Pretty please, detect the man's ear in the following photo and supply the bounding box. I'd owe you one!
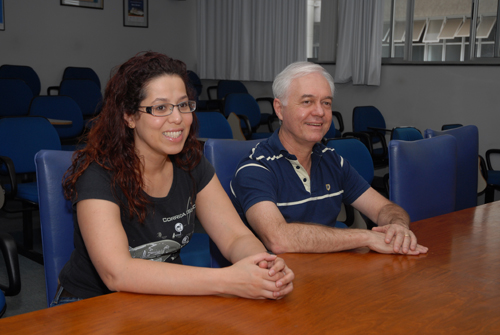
[273,98,284,121]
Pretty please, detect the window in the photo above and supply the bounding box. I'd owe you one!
[383,0,500,62]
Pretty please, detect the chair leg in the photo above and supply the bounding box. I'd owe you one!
[22,203,33,251]
[18,204,44,265]
[485,186,495,203]
[0,232,21,296]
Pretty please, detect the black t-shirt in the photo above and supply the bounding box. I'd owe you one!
[59,156,215,299]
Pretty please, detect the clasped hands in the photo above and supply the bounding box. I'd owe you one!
[230,252,294,300]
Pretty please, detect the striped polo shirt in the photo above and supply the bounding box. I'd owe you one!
[230,130,370,228]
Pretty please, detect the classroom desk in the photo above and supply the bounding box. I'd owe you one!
[48,118,72,126]
[1,202,499,334]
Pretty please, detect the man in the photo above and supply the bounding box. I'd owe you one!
[230,62,428,255]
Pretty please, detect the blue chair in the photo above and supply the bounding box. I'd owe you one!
[187,70,216,111]
[0,64,41,97]
[28,96,85,150]
[34,150,75,307]
[208,80,276,131]
[0,116,61,263]
[224,93,272,140]
[58,79,103,121]
[204,139,264,267]
[441,123,463,130]
[325,137,374,228]
[0,291,4,317]
[391,126,423,141]
[483,149,500,203]
[424,125,479,211]
[349,106,390,169]
[195,111,233,139]
[0,78,34,117]
[389,135,457,222]
[62,66,101,90]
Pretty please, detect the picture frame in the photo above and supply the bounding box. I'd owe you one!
[61,0,104,10]
[123,0,148,28]
[0,0,5,31]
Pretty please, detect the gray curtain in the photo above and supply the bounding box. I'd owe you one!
[334,0,384,86]
[197,0,307,81]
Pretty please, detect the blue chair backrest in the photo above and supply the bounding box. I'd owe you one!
[29,96,84,139]
[424,125,479,211]
[324,119,341,139]
[0,64,41,96]
[0,291,5,317]
[0,117,61,174]
[35,150,75,307]
[204,138,264,196]
[441,123,463,130]
[0,79,34,117]
[325,138,374,184]
[217,80,248,100]
[391,127,423,141]
[352,106,386,133]
[59,79,102,117]
[389,135,457,222]
[63,67,101,90]
[195,111,233,139]
[204,138,264,267]
[224,93,261,128]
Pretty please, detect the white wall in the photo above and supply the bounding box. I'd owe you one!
[0,0,197,94]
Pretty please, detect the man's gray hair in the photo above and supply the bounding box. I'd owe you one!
[272,61,335,106]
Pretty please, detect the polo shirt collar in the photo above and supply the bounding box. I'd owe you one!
[268,127,325,159]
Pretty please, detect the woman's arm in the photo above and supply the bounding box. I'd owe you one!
[195,175,294,295]
[77,180,293,299]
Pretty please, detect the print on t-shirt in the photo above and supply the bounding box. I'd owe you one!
[128,197,196,262]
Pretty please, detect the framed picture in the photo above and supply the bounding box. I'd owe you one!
[123,0,148,28]
[61,0,104,10]
[0,0,5,31]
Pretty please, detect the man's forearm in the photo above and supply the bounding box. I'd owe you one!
[263,222,371,254]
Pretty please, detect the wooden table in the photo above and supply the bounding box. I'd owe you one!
[1,202,499,334]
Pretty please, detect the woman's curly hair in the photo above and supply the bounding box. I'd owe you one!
[63,51,202,223]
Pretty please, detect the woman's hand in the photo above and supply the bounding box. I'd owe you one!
[224,253,294,300]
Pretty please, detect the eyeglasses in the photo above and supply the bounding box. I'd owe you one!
[138,100,196,117]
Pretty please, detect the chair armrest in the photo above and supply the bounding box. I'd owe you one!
[367,126,391,133]
[479,155,489,185]
[207,85,217,100]
[47,86,60,96]
[236,114,252,139]
[486,149,500,171]
[332,111,344,133]
[256,97,277,132]
[341,132,374,155]
[0,232,21,296]
[0,156,17,198]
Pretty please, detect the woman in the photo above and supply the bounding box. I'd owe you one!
[52,52,294,306]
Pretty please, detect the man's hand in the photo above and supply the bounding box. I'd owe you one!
[367,227,428,255]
